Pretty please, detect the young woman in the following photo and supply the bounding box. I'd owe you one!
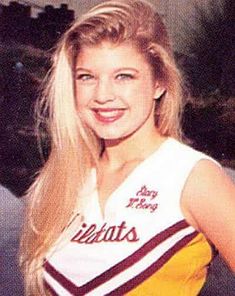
[20,0,235,295]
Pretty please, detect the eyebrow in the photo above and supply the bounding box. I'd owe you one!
[75,67,92,72]
[114,68,139,73]
[75,67,140,73]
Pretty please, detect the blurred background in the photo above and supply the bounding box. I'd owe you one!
[0,0,234,197]
[0,1,234,295]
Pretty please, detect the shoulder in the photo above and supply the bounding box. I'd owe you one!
[183,158,234,203]
[162,138,213,164]
[161,138,218,185]
[181,159,235,270]
[182,159,235,228]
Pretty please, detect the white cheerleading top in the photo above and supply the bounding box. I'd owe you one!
[43,138,218,296]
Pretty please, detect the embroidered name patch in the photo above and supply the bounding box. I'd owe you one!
[126,185,159,213]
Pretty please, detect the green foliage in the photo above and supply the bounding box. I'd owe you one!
[179,0,235,163]
[182,96,235,162]
[0,42,50,196]
[180,0,235,98]
[0,42,50,80]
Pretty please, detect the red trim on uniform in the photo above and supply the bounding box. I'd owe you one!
[106,231,198,295]
[77,219,191,294]
[44,220,195,295]
[44,279,60,296]
[44,261,78,295]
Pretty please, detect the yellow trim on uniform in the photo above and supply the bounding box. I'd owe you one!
[126,233,212,296]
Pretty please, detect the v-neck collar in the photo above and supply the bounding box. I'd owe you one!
[91,137,172,220]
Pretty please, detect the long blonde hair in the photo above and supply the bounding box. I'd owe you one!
[20,0,183,294]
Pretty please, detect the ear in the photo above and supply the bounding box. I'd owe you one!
[154,84,166,100]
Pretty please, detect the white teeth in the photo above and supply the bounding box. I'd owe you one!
[96,110,122,117]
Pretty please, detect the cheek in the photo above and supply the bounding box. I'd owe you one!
[75,96,87,117]
[75,89,88,109]
[140,103,154,118]
[75,96,82,112]
[135,93,155,110]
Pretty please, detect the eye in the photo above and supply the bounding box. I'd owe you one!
[76,73,94,81]
[116,73,134,80]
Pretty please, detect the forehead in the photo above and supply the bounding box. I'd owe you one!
[75,41,150,68]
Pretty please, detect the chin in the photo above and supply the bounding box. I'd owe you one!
[100,132,136,145]
[101,135,123,141]
[97,132,126,142]
[94,129,125,141]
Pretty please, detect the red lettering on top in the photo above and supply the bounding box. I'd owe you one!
[71,221,139,244]
[136,185,158,199]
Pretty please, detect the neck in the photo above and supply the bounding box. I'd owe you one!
[101,128,166,170]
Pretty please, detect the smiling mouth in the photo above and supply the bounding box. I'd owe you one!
[92,108,125,123]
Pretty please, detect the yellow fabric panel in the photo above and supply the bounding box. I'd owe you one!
[126,233,212,296]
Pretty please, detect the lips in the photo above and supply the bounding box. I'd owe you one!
[92,108,125,123]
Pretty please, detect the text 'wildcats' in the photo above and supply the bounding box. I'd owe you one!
[71,221,139,244]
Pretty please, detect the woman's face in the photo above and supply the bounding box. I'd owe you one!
[75,42,164,141]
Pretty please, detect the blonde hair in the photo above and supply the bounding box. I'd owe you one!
[20,0,183,294]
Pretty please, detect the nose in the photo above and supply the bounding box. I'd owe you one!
[94,78,115,104]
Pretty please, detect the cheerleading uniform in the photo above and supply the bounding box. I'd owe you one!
[43,138,218,295]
